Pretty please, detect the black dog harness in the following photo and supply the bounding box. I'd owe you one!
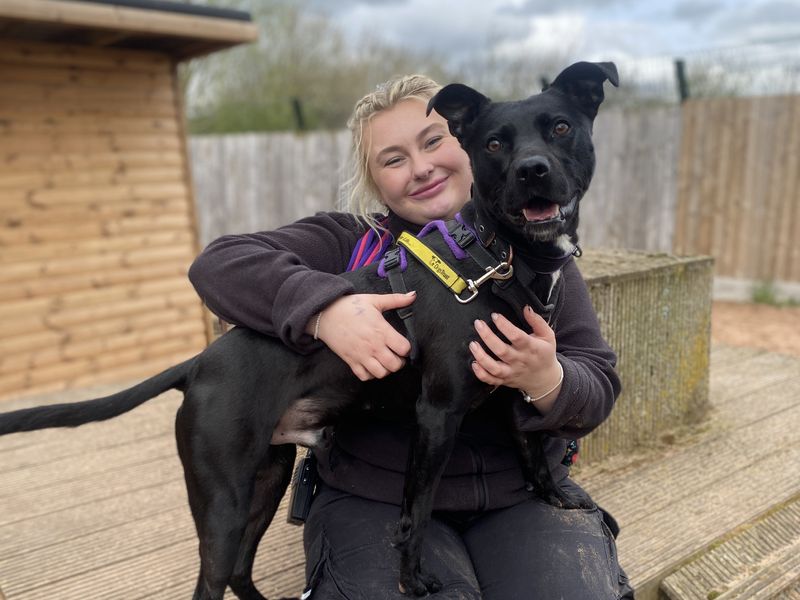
[378,216,579,360]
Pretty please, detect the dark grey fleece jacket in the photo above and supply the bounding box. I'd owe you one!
[188,210,620,511]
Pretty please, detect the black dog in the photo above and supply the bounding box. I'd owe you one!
[0,61,617,599]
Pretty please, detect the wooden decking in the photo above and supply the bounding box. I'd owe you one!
[1,344,799,599]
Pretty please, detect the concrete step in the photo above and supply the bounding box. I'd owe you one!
[660,495,800,599]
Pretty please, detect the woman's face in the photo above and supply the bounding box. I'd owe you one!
[365,98,473,225]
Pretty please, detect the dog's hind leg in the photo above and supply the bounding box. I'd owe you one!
[228,444,297,600]
[176,398,273,600]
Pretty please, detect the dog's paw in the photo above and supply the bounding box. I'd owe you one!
[398,570,442,596]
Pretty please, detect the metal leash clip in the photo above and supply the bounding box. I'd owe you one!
[455,262,514,304]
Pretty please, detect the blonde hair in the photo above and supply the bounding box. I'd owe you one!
[339,74,442,232]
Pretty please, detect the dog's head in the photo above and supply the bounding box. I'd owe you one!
[428,61,618,250]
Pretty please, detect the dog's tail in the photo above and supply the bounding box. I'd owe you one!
[0,357,196,435]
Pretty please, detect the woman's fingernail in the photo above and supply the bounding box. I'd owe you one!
[474,319,483,328]
[491,313,499,321]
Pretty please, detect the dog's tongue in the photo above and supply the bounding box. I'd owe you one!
[523,203,559,222]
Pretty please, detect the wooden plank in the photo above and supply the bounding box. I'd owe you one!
[0,133,182,155]
[0,213,192,245]
[0,339,204,398]
[0,149,183,173]
[1,181,187,206]
[0,260,193,303]
[0,79,175,105]
[0,245,193,285]
[789,99,800,282]
[0,320,201,376]
[0,165,186,191]
[0,39,171,72]
[0,60,173,88]
[672,99,697,255]
[774,97,800,282]
[3,198,190,229]
[0,287,200,337]
[0,115,180,137]
[0,274,196,322]
[0,102,178,120]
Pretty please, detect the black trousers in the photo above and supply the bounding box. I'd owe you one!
[302,480,634,600]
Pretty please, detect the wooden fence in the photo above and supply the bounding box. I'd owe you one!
[189,96,800,286]
[674,95,800,283]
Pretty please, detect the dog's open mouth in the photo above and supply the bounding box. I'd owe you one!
[522,197,562,224]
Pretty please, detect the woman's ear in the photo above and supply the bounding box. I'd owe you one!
[427,84,491,145]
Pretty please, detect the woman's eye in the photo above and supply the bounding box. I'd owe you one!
[553,121,570,136]
[425,135,443,148]
[385,156,403,167]
[486,138,502,152]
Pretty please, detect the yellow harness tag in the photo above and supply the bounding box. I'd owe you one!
[397,231,468,295]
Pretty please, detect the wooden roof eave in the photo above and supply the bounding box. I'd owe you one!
[0,0,258,60]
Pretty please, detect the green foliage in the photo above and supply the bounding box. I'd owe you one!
[180,0,572,133]
[751,281,800,307]
[182,0,452,133]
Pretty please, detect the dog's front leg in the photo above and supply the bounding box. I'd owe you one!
[394,394,465,596]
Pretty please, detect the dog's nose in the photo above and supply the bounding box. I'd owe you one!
[517,156,550,181]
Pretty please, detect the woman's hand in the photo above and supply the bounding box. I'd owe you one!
[308,292,416,381]
[469,306,563,413]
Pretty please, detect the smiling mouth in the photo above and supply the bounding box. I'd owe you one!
[410,176,448,198]
[522,196,564,224]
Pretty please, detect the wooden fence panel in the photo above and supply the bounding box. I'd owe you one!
[188,108,679,251]
[189,131,350,246]
[188,98,800,286]
[674,96,800,283]
[582,105,682,252]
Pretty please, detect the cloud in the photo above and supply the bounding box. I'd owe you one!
[498,0,633,16]
[714,0,800,43]
[672,0,724,21]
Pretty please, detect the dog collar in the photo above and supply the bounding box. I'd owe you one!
[469,211,579,275]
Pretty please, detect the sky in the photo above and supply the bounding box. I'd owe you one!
[306,0,800,66]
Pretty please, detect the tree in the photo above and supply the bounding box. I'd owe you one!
[181,0,451,133]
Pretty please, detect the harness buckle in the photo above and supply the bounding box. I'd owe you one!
[455,262,514,304]
[450,224,476,249]
[382,247,401,271]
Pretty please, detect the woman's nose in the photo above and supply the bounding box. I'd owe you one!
[412,157,434,179]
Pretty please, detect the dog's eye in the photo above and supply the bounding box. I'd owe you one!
[486,138,502,152]
[553,121,570,136]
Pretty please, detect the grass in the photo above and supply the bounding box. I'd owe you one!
[751,281,800,307]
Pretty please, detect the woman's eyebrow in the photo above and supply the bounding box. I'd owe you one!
[417,123,446,142]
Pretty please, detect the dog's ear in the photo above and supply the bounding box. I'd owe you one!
[548,61,619,118]
[427,84,491,143]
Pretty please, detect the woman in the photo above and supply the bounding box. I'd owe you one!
[189,75,633,599]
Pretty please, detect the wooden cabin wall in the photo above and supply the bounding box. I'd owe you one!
[0,40,207,401]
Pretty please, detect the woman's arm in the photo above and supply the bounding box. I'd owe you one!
[189,212,363,353]
[189,211,415,378]
[468,258,620,438]
[510,259,621,438]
